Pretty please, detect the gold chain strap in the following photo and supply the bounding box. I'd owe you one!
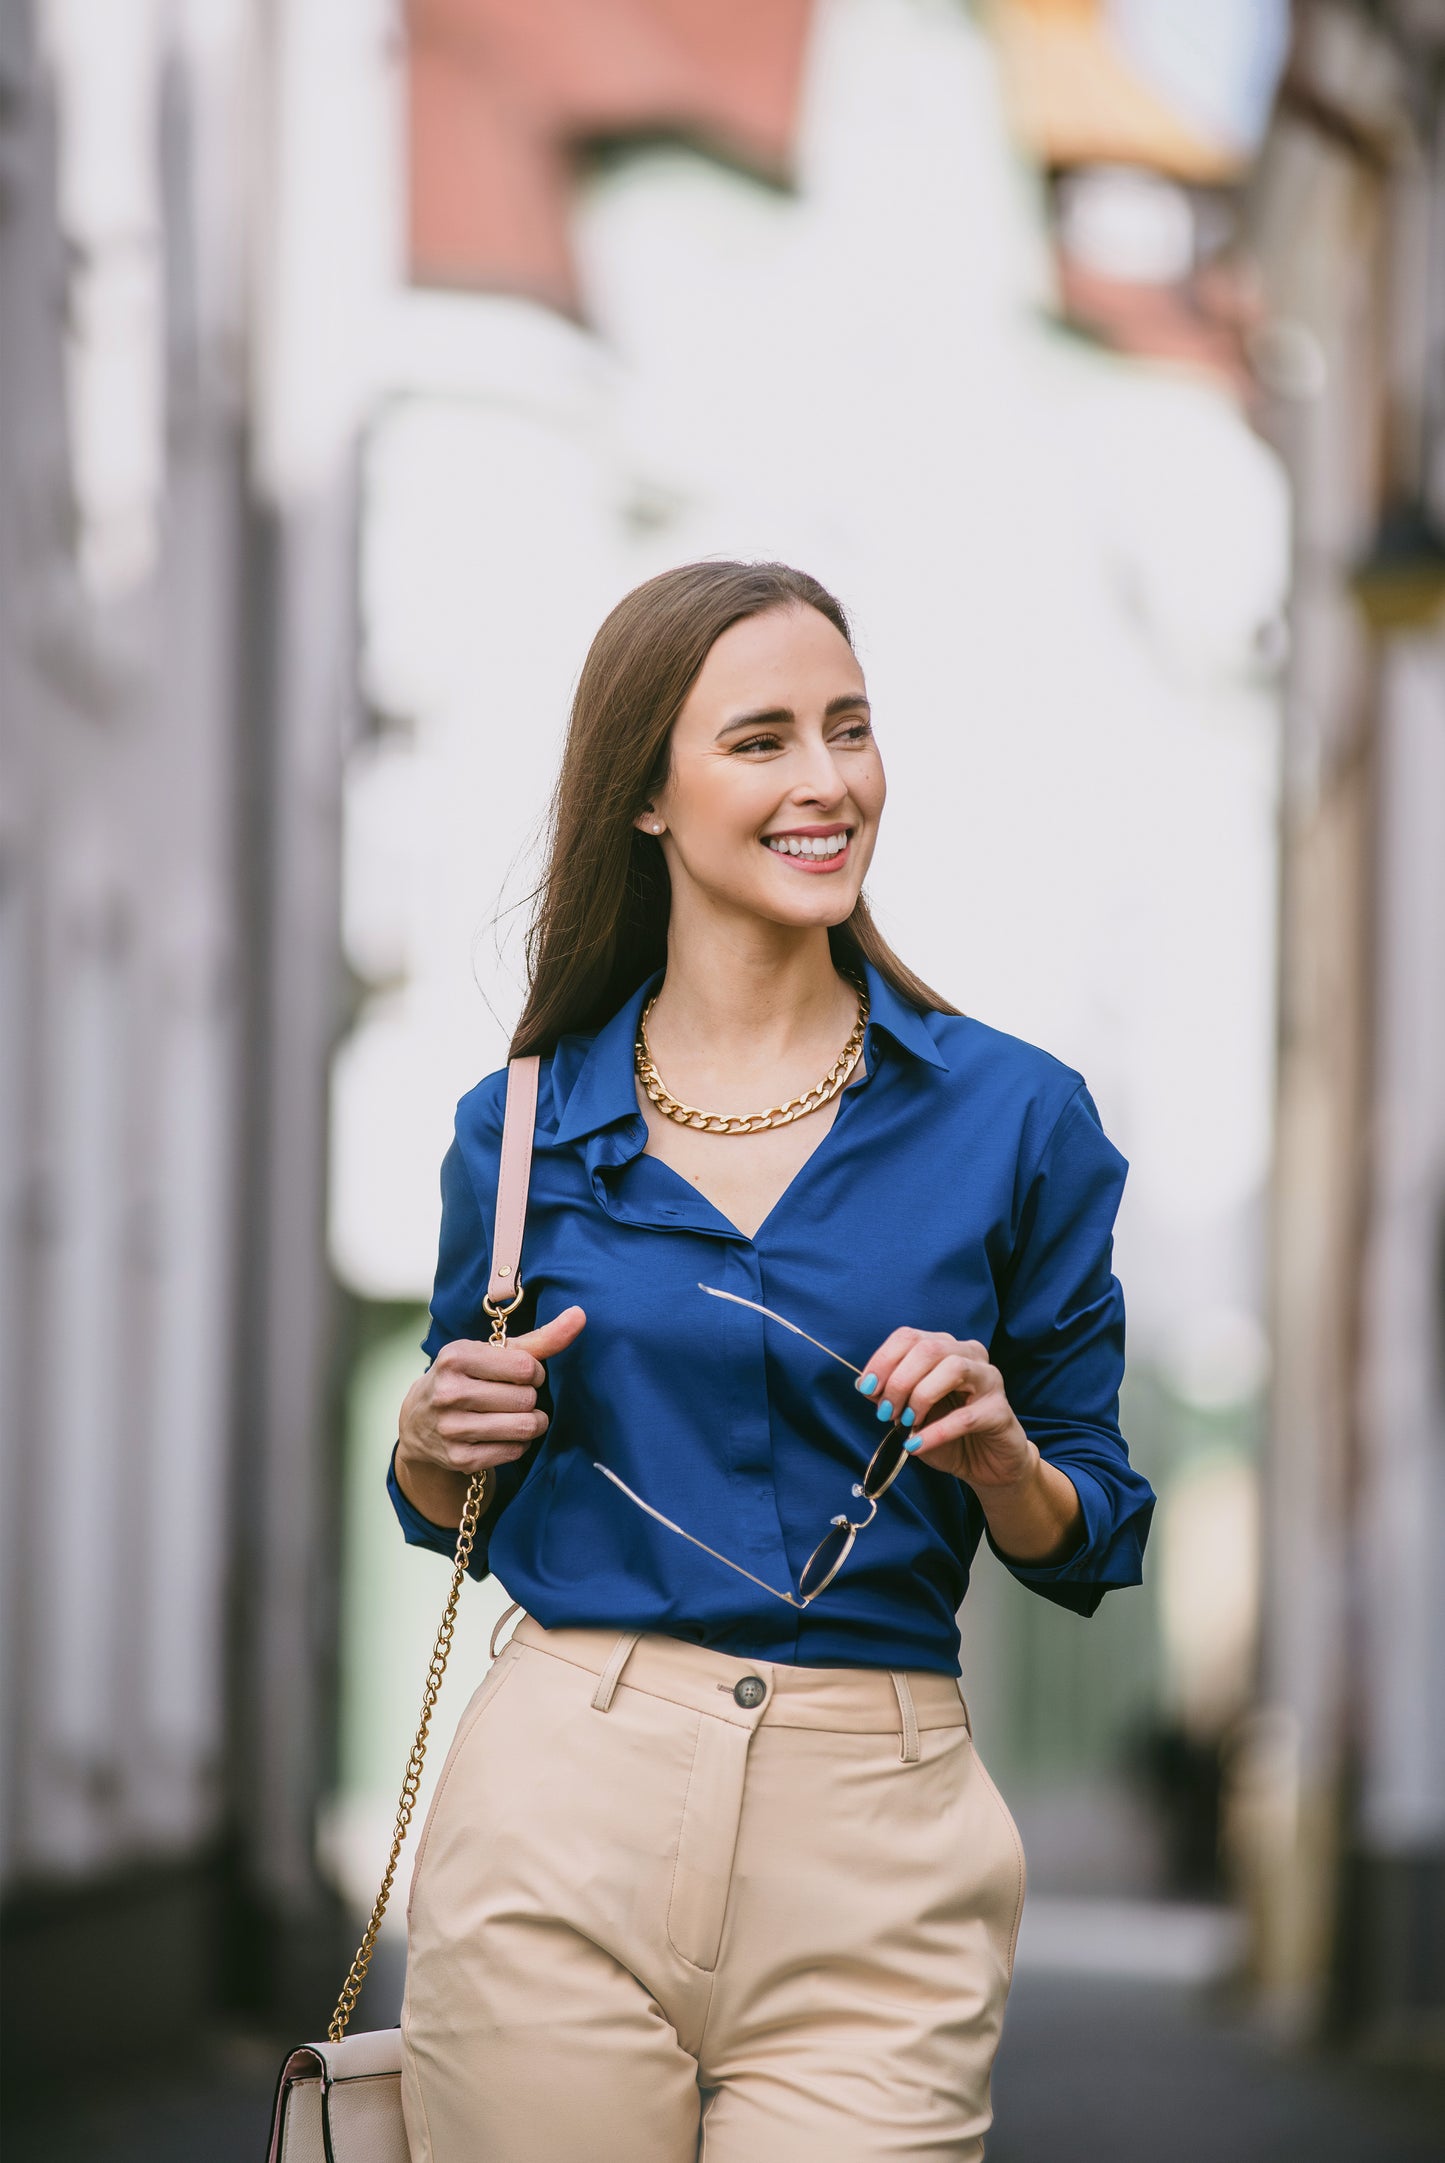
[634,970,869,1135]
[327,1290,521,2043]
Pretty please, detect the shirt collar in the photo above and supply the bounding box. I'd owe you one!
[553,955,947,1146]
[552,968,660,1144]
[863,957,950,1072]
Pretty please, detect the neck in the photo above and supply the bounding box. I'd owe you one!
[643,923,860,1084]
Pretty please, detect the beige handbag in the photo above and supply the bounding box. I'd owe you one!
[266,1055,541,2162]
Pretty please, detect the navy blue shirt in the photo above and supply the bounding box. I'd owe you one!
[388,958,1156,1676]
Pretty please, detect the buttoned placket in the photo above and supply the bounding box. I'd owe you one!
[580,1030,884,1652]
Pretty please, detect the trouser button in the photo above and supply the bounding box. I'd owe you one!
[733,1675,766,1709]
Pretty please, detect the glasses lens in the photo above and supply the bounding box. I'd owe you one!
[798,1519,856,1602]
[862,1425,909,1500]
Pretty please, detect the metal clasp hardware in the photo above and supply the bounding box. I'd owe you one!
[482,1278,526,1343]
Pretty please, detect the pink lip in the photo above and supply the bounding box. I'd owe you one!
[762,833,853,873]
[763,823,851,839]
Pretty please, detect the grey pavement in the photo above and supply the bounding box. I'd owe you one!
[5,1970,1442,2163]
[992,1973,1443,2163]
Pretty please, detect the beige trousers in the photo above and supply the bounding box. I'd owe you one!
[401,1615,1026,2163]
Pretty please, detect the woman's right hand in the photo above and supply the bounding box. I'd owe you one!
[395,1304,587,1524]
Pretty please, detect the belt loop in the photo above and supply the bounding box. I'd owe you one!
[890,1671,920,1764]
[592,1632,641,1712]
[489,1600,524,1661]
[955,1675,974,1738]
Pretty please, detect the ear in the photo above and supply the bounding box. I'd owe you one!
[632,808,665,837]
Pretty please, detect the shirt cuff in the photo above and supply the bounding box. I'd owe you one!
[386,1442,493,1582]
[983,1460,1106,1582]
[981,1460,1131,1615]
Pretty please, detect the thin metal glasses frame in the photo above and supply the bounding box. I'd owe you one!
[591,1283,911,1609]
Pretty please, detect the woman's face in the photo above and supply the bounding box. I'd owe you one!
[634,603,885,936]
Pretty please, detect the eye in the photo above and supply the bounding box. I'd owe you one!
[732,733,784,755]
[833,720,873,744]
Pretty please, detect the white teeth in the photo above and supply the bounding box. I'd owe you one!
[765,832,848,857]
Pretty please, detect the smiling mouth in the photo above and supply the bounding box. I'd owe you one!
[761,828,853,870]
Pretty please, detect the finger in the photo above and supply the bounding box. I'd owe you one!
[438,1438,533,1474]
[513,1304,588,1365]
[867,1344,972,1427]
[907,1355,998,1428]
[437,1411,549,1465]
[854,1326,924,1404]
[435,1403,546,1444]
[858,1334,971,1424]
[899,1409,969,1458]
[431,1373,538,1416]
[431,1337,547,1389]
[903,1389,1007,1458]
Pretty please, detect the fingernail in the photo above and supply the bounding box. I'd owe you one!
[904,1435,922,1452]
[857,1373,878,1395]
[876,1401,893,1421]
[901,1407,915,1427]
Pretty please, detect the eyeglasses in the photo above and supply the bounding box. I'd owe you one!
[591,1283,911,1609]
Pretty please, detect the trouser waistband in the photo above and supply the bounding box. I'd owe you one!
[506,1612,971,1762]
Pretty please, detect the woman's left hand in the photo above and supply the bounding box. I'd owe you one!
[855,1327,1037,1492]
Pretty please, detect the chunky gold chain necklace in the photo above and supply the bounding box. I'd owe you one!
[635,970,869,1134]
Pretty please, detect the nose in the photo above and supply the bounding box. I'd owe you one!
[791,735,850,807]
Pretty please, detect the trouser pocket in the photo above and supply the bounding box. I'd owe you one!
[965,1731,1028,1978]
[406,1647,521,1927]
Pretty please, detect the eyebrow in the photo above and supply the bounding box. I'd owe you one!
[714,694,871,741]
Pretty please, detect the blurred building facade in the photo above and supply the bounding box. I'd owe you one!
[0,0,369,2063]
[1230,0,1445,2061]
[1,0,252,2060]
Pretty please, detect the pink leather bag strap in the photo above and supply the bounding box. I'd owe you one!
[487,1053,540,1310]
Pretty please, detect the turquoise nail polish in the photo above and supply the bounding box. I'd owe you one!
[901,1407,915,1428]
[904,1435,922,1452]
[877,1401,893,1421]
[857,1373,878,1396]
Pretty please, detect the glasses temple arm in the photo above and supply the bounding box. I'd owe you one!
[695,1284,862,1376]
[590,1463,807,1610]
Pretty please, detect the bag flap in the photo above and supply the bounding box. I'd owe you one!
[267,2032,405,2163]
[312,2027,405,2082]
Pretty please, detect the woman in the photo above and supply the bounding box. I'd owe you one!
[390,561,1156,2163]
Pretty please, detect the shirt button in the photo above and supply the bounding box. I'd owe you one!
[733,1675,767,1709]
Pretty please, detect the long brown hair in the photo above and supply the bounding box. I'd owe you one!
[509,560,962,1057]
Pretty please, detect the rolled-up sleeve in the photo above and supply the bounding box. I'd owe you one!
[387,1116,542,1582]
[986,1082,1156,1617]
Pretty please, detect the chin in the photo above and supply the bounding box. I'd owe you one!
[743,886,861,931]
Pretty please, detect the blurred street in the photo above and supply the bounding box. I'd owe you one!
[991,1971,1445,2163]
[7,1954,1443,2163]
